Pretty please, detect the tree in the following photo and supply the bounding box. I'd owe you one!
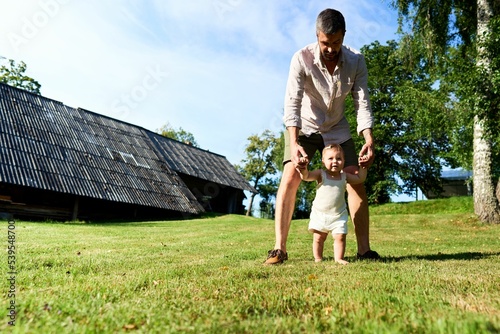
[236,130,280,216]
[0,59,41,94]
[157,123,199,147]
[472,2,500,222]
[393,0,500,223]
[346,40,453,204]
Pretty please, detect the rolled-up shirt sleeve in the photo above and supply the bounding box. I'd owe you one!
[351,54,374,135]
[283,52,304,129]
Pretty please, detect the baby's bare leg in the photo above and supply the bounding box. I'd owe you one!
[312,231,328,262]
[333,233,349,265]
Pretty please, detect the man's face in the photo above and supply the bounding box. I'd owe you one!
[317,30,344,62]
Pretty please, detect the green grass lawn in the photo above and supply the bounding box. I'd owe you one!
[1,197,499,333]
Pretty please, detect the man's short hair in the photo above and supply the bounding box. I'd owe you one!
[316,8,346,35]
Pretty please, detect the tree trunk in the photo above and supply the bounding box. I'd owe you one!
[473,0,500,223]
[496,177,500,203]
[473,116,500,222]
[246,193,255,216]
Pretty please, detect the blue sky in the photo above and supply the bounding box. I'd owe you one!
[0,0,399,166]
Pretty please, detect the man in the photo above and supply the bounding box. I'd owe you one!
[265,8,379,264]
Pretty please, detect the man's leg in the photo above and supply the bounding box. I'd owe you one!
[346,183,374,257]
[266,132,323,264]
[265,162,301,264]
[342,138,379,260]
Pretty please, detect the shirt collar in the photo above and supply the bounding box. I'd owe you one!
[314,43,345,68]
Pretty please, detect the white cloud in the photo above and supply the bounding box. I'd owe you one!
[0,0,398,164]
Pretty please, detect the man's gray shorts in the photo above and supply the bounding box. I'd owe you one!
[283,132,358,167]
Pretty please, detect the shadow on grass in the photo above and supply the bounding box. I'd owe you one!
[378,251,500,263]
[314,252,499,264]
[316,252,500,264]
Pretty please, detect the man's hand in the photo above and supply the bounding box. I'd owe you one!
[358,155,369,166]
[359,129,375,168]
[295,156,309,171]
[359,142,374,168]
[291,141,309,168]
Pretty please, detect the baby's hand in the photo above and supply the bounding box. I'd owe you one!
[358,155,369,166]
[295,157,309,173]
[296,156,308,170]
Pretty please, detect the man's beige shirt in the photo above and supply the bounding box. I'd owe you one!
[283,43,373,145]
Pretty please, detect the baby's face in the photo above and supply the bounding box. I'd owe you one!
[322,149,344,172]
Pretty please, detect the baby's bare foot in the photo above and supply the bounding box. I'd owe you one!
[336,259,349,265]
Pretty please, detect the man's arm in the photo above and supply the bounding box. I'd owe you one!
[283,51,309,168]
[352,53,374,136]
[283,52,305,131]
[350,53,375,168]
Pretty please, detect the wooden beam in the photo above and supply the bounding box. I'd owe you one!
[72,197,79,221]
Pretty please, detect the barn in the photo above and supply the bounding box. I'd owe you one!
[0,83,256,220]
[425,169,473,199]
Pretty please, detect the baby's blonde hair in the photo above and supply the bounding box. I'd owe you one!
[322,144,344,158]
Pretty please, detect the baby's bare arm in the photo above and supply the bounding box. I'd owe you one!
[345,158,368,185]
[297,166,322,182]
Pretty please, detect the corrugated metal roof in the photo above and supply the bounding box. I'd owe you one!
[0,83,206,214]
[148,133,257,193]
[441,169,472,181]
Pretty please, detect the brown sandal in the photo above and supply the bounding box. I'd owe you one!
[264,249,288,264]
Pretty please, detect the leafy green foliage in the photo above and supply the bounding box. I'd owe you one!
[436,8,500,181]
[157,123,199,147]
[0,59,41,94]
[439,45,476,169]
[347,40,454,203]
[236,130,280,216]
[393,0,500,223]
[393,0,477,51]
